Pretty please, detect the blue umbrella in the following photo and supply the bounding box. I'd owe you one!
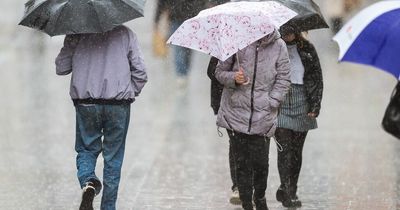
[333,1,400,79]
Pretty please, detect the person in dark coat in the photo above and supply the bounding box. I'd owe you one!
[154,0,207,85]
[207,55,242,205]
[206,0,242,205]
[275,23,323,208]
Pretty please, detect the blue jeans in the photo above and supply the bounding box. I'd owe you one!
[75,104,130,210]
[170,21,192,77]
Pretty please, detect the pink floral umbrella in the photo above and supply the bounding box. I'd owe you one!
[167,1,297,61]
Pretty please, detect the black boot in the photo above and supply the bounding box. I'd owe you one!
[276,185,284,202]
[253,197,268,210]
[242,202,254,210]
[276,187,301,208]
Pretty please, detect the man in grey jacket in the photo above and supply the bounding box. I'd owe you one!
[215,29,290,210]
[55,25,147,210]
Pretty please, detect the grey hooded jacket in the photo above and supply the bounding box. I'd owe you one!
[215,29,291,137]
[55,25,147,104]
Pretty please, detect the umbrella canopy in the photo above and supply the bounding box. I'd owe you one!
[268,0,329,31]
[19,0,146,36]
[333,1,400,79]
[167,1,297,61]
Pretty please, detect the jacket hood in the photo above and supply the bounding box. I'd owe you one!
[259,28,281,46]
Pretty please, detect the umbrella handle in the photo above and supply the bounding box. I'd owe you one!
[236,53,240,71]
[235,53,250,85]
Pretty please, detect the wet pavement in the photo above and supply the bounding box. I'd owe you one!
[1,0,400,210]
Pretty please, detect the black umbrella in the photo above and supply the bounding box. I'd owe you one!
[264,0,329,31]
[19,0,146,36]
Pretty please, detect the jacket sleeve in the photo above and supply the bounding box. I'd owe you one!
[55,35,80,75]
[215,55,237,88]
[305,43,323,116]
[269,41,291,108]
[128,30,148,97]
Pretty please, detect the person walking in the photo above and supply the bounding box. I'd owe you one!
[55,25,148,210]
[207,55,241,205]
[324,0,363,33]
[206,0,241,205]
[275,23,323,208]
[215,29,291,210]
[153,0,207,86]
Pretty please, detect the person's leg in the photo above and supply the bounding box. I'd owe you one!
[75,104,103,194]
[290,131,307,198]
[227,130,240,205]
[170,21,192,78]
[231,132,253,209]
[227,130,238,191]
[275,128,294,196]
[331,16,343,34]
[275,128,303,207]
[252,136,270,199]
[252,135,270,210]
[100,105,131,210]
[75,104,104,210]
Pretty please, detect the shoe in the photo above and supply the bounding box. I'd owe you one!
[79,182,96,210]
[242,202,254,210]
[253,197,268,210]
[229,187,242,205]
[282,198,302,208]
[276,187,302,208]
[276,186,284,202]
[176,77,188,88]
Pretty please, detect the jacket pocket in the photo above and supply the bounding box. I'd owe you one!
[223,115,234,131]
[230,91,249,108]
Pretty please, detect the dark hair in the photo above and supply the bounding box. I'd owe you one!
[295,32,307,49]
[280,23,308,48]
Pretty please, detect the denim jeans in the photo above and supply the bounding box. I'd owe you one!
[75,104,130,210]
[170,21,192,77]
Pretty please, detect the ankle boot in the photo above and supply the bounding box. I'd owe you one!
[242,202,253,210]
[253,197,268,210]
[277,187,301,208]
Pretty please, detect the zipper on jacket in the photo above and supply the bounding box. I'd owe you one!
[248,42,260,133]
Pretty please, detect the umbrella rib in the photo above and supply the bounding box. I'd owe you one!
[19,0,51,25]
[89,4,108,33]
[49,2,69,36]
[119,0,145,16]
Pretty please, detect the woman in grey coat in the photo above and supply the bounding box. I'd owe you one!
[215,29,291,210]
[275,23,323,208]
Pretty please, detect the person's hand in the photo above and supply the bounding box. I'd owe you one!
[235,68,248,85]
[308,112,317,118]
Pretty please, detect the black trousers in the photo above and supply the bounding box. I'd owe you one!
[228,131,238,191]
[228,130,270,203]
[275,128,307,198]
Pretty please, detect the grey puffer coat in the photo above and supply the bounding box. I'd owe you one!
[215,29,291,137]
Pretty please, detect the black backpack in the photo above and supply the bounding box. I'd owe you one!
[207,55,235,115]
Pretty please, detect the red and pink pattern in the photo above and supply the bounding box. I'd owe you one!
[167,1,297,61]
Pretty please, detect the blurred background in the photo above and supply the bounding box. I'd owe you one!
[1,0,400,209]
